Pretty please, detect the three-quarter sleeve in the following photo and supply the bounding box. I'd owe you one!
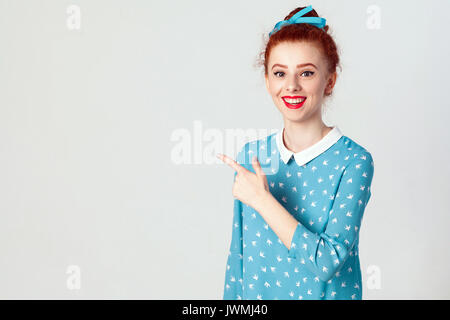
[223,194,244,299]
[287,153,374,282]
[223,146,249,300]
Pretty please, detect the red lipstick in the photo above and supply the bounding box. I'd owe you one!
[282,96,306,109]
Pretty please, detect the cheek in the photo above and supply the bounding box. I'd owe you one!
[268,79,280,94]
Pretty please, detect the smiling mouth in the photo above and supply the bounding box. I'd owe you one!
[282,96,306,109]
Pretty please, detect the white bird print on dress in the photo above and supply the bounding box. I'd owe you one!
[223,135,374,300]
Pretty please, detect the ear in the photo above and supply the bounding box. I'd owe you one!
[325,71,337,95]
[265,73,270,92]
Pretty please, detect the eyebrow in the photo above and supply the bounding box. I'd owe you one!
[271,63,317,70]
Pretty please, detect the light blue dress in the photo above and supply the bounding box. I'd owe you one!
[223,126,374,300]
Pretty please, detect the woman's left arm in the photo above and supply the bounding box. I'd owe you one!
[258,154,375,282]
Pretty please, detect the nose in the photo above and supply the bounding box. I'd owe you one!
[285,74,301,92]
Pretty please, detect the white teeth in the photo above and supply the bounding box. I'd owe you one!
[284,97,306,104]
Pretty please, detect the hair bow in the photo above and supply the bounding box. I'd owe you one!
[269,5,327,37]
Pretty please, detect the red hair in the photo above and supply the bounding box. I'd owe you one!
[257,6,342,97]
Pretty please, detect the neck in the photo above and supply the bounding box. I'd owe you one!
[282,118,332,153]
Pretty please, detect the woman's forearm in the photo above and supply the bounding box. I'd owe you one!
[253,191,299,250]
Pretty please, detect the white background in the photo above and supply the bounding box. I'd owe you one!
[1,0,449,299]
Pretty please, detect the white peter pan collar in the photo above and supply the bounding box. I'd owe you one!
[275,125,343,166]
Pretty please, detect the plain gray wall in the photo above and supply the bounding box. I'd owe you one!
[1,0,449,299]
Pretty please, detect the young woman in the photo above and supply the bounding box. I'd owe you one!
[217,5,374,300]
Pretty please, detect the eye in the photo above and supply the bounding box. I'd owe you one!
[274,71,284,77]
[301,71,314,77]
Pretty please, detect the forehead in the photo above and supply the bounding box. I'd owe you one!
[268,41,325,67]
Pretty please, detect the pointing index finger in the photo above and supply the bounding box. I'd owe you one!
[217,153,245,174]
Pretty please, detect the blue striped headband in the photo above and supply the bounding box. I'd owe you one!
[269,5,327,37]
